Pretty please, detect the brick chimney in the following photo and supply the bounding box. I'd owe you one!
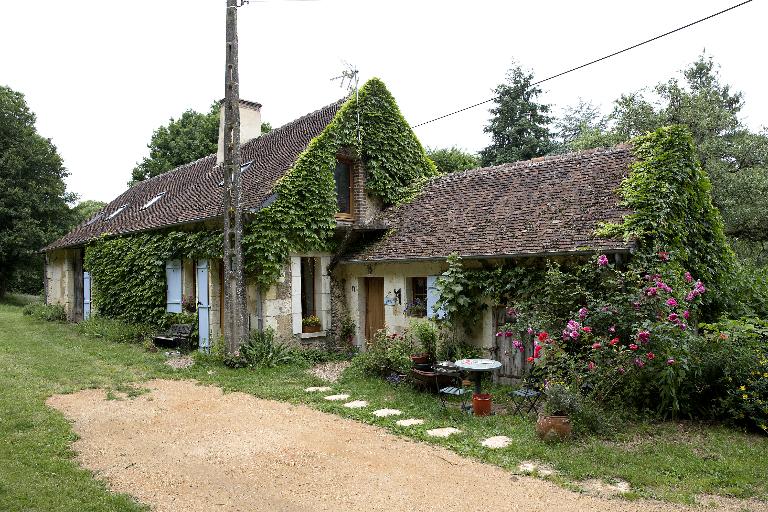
[216,99,262,165]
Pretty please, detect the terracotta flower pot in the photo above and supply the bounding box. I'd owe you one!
[302,324,321,333]
[536,415,572,441]
[472,393,492,416]
[410,353,430,365]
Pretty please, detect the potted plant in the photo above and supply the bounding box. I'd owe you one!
[302,315,322,333]
[536,383,578,441]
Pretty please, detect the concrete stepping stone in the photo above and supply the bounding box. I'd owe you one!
[324,394,350,401]
[372,408,402,417]
[481,436,511,449]
[343,400,369,409]
[518,461,555,476]
[425,427,462,438]
[304,386,332,392]
[395,418,424,427]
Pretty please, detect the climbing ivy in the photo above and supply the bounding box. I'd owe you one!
[598,125,735,311]
[84,230,221,325]
[243,77,437,289]
[85,78,436,319]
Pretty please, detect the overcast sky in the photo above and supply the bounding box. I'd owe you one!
[1,0,765,203]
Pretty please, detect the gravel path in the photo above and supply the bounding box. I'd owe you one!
[47,380,763,512]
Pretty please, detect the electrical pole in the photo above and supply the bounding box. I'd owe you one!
[222,0,248,353]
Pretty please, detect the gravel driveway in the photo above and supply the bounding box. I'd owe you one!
[47,380,762,512]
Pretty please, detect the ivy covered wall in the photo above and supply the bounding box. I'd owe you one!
[84,78,436,324]
[84,230,221,324]
[599,125,735,311]
[243,77,437,289]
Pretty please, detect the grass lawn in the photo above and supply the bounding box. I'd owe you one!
[1,296,766,510]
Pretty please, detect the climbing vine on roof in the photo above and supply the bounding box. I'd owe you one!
[597,125,735,312]
[85,78,436,317]
[243,78,437,289]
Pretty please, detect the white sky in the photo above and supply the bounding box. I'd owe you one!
[1,0,765,202]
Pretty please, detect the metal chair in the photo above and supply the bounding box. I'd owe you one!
[434,363,472,413]
[508,372,543,415]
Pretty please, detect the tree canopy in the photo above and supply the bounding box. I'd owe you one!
[426,147,480,174]
[557,55,768,262]
[0,85,74,296]
[70,200,106,227]
[480,63,554,167]
[130,105,274,184]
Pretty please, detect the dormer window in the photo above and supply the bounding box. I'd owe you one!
[334,159,353,220]
[141,192,165,210]
[107,204,128,219]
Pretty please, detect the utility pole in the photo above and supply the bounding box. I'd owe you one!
[222,0,248,353]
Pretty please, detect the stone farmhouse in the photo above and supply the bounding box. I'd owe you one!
[43,79,633,369]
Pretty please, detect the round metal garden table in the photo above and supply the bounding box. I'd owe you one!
[454,358,502,395]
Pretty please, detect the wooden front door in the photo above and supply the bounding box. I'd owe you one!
[365,277,385,341]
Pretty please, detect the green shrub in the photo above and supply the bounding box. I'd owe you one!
[76,316,154,344]
[22,303,66,322]
[700,318,768,434]
[236,328,296,369]
[409,318,438,360]
[350,329,414,377]
[435,326,481,362]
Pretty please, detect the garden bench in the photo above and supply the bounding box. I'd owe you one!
[153,324,194,348]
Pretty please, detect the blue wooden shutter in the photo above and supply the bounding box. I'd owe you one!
[83,271,92,320]
[166,260,182,313]
[196,260,210,352]
[426,275,446,320]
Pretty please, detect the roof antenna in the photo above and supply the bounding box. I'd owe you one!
[331,62,360,143]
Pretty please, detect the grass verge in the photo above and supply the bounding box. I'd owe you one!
[0,296,765,509]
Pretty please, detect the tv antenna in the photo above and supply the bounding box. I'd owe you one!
[331,63,360,142]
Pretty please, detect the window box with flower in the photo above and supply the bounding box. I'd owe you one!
[302,315,322,333]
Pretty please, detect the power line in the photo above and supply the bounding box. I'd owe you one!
[411,0,753,128]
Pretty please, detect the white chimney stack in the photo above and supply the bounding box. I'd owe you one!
[217,99,262,165]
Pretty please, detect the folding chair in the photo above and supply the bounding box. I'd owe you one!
[434,363,472,413]
[509,371,543,415]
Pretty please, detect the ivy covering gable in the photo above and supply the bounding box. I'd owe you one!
[243,77,437,289]
[598,125,735,312]
[85,78,437,322]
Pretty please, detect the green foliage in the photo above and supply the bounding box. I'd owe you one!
[235,328,297,368]
[599,125,735,317]
[244,78,436,289]
[84,230,221,325]
[426,146,479,173]
[434,253,487,330]
[76,315,154,344]
[564,55,768,255]
[541,383,581,416]
[130,103,220,183]
[409,318,438,360]
[480,62,554,166]
[22,302,66,322]
[350,329,414,377]
[435,326,482,362]
[699,318,768,434]
[69,200,107,227]
[0,85,74,297]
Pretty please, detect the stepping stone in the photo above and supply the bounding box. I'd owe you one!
[304,386,332,392]
[518,461,555,476]
[324,394,350,401]
[425,427,462,438]
[481,436,511,449]
[344,400,369,408]
[372,408,402,417]
[396,418,424,427]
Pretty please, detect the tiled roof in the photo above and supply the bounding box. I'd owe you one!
[45,99,344,251]
[344,145,635,262]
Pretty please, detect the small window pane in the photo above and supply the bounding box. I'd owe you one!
[334,161,351,214]
[300,257,316,317]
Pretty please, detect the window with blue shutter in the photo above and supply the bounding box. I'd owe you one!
[166,260,182,313]
[426,275,446,320]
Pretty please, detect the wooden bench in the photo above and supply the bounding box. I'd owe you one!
[153,324,194,348]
